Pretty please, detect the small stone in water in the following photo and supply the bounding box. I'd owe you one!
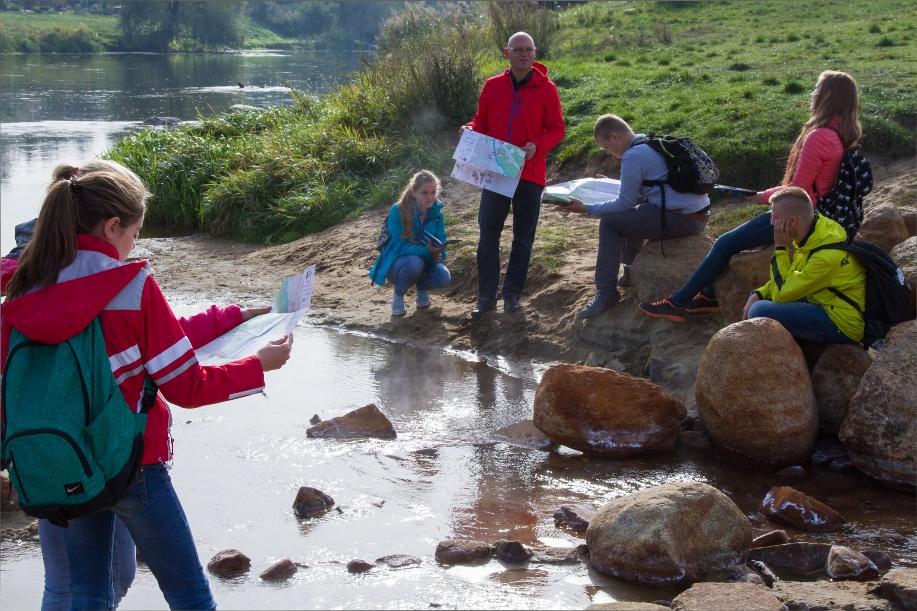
[553,505,591,533]
[292,486,335,518]
[207,549,251,578]
[826,546,879,581]
[309,414,321,425]
[859,549,892,573]
[375,554,421,569]
[493,540,532,564]
[259,558,298,582]
[751,530,789,548]
[347,559,374,573]
[435,539,492,565]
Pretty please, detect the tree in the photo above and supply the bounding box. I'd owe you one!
[119,0,242,51]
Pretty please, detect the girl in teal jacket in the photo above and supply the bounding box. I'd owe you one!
[369,170,451,316]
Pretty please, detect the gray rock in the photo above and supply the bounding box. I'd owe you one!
[553,505,592,533]
[826,546,879,581]
[748,542,832,575]
[839,322,917,489]
[292,486,335,518]
[309,414,321,425]
[375,554,421,569]
[632,233,715,303]
[671,582,783,610]
[259,558,298,582]
[493,539,532,564]
[747,559,779,587]
[346,559,373,573]
[434,539,492,565]
[207,549,251,578]
[773,579,893,610]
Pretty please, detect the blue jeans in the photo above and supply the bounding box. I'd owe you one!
[477,180,543,300]
[749,299,855,344]
[386,255,451,296]
[671,211,774,307]
[40,518,135,611]
[63,464,215,611]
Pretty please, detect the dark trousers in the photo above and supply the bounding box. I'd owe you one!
[477,180,544,300]
[595,204,707,293]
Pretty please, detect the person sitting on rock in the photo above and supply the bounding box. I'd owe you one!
[563,114,711,319]
[369,170,452,317]
[744,186,865,344]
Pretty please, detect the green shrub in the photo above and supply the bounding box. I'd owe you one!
[486,0,559,58]
[784,80,805,94]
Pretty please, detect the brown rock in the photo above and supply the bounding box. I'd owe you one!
[259,558,298,582]
[207,549,251,578]
[346,559,373,573]
[375,554,421,568]
[632,232,715,303]
[858,204,909,252]
[900,206,917,237]
[748,542,832,575]
[306,403,396,439]
[773,579,893,610]
[585,603,670,611]
[492,420,554,450]
[839,322,917,489]
[890,236,917,318]
[695,319,818,466]
[811,345,874,436]
[292,486,335,518]
[671,582,783,610]
[533,364,683,457]
[826,546,879,581]
[493,540,532,564]
[713,246,775,323]
[876,568,917,610]
[759,486,845,532]
[434,539,492,565]
[751,530,789,549]
[586,482,751,586]
[553,505,592,534]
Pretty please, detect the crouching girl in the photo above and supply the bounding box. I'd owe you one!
[369,170,452,316]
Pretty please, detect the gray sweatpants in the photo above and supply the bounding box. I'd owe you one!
[594,203,707,292]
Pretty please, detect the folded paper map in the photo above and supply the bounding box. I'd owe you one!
[542,178,622,205]
[195,265,315,366]
[451,130,525,198]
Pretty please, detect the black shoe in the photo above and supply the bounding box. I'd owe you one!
[576,291,620,320]
[471,298,497,318]
[503,294,522,313]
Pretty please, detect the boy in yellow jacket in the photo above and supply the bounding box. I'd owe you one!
[743,186,865,344]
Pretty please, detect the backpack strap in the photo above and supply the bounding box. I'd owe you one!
[637,134,668,256]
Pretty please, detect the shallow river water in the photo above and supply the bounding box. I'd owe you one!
[0,52,915,610]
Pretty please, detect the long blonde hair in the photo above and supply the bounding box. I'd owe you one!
[396,170,440,239]
[782,70,862,184]
[5,160,149,299]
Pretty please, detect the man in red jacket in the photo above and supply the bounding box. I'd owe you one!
[463,31,565,316]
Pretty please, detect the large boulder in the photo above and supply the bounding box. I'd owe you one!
[533,364,684,457]
[713,246,774,323]
[811,345,874,436]
[695,319,817,466]
[671,582,783,611]
[306,403,396,439]
[890,236,917,318]
[839,322,917,489]
[857,204,909,252]
[632,233,715,303]
[586,482,751,586]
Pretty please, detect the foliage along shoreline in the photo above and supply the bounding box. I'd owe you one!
[101,0,916,244]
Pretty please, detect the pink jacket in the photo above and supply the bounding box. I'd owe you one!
[759,120,844,206]
[1,234,265,465]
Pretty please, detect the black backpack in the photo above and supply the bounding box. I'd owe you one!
[634,134,719,255]
[815,149,873,240]
[810,240,912,348]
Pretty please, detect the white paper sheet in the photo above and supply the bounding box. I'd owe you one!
[195,265,315,366]
[542,178,622,205]
[450,130,525,198]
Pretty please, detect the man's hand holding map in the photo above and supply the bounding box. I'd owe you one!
[451,130,526,198]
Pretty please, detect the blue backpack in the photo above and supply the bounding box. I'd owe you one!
[1,318,151,525]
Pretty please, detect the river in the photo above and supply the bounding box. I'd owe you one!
[1,53,915,610]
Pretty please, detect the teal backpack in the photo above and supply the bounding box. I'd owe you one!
[1,318,150,525]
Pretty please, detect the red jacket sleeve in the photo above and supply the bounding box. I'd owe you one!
[179,304,244,349]
[140,277,264,408]
[531,83,565,155]
[760,128,843,205]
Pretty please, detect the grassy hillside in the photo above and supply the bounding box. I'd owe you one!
[108,0,915,244]
[0,12,119,52]
[549,0,915,188]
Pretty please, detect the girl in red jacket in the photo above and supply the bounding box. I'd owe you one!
[640,70,862,322]
[2,160,293,610]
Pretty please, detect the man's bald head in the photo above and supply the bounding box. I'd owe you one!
[507,32,535,50]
